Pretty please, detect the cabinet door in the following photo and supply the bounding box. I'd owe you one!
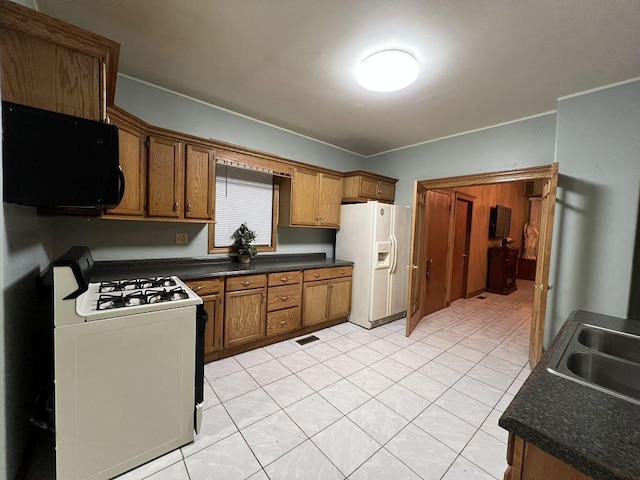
[378,181,395,202]
[224,289,266,348]
[147,136,183,218]
[1,29,101,120]
[185,144,215,220]
[328,277,352,320]
[106,124,146,216]
[291,168,319,225]
[360,177,379,198]
[318,173,342,227]
[202,294,222,354]
[302,281,329,326]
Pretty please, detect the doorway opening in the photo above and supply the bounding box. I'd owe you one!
[406,164,558,368]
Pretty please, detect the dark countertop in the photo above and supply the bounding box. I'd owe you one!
[499,310,640,480]
[91,253,353,282]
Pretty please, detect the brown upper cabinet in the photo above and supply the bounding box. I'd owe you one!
[105,107,147,217]
[185,145,215,220]
[342,171,398,203]
[146,134,215,221]
[0,0,120,121]
[279,167,343,228]
[147,136,184,218]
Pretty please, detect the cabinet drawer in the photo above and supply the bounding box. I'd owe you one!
[268,271,301,286]
[185,278,222,296]
[304,266,353,282]
[266,307,301,337]
[226,274,267,292]
[267,285,300,311]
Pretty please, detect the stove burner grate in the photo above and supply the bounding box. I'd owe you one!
[147,287,189,304]
[95,286,188,310]
[97,292,147,310]
[98,277,177,293]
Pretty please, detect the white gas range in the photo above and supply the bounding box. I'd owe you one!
[48,247,203,480]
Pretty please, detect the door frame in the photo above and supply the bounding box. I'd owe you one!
[407,164,558,367]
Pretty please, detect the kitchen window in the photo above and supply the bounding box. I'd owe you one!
[208,165,277,253]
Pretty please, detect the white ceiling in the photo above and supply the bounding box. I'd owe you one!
[36,1,640,156]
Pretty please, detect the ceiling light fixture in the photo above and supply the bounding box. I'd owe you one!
[356,49,418,92]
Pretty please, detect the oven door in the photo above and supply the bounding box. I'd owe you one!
[54,306,196,480]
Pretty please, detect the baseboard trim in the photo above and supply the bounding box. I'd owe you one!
[467,288,486,298]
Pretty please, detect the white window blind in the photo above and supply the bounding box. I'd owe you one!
[214,165,273,247]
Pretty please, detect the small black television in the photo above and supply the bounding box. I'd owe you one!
[489,205,511,238]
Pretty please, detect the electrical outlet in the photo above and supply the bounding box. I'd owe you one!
[175,233,188,244]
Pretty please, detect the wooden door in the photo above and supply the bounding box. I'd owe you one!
[106,124,146,216]
[423,190,452,316]
[318,173,342,227]
[291,168,319,225]
[303,281,329,326]
[529,164,559,367]
[147,136,183,218]
[185,144,215,220]
[451,197,472,301]
[406,182,427,336]
[328,277,352,320]
[224,289,266,348]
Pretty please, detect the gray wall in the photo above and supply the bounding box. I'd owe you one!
[51,76,365,261]
[549,80,640,340]
[2,1,55,477]
[367,80,640,344]
[366,114,558,207]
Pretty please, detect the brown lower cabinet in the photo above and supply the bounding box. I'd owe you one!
[505,434,592,480]
[266,271,302,336]
[224,274,267,348]
[303,267,353,327]
[189,266,353,361]
[185,278,224,363]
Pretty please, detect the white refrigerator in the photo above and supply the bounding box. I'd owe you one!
[336,202,412,329]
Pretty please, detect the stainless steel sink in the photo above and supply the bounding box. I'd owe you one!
[578,325,640,363]
[565,352,640,401]
[549,323,640,404]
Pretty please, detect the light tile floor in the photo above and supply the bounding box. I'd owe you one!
[118,281,534,480]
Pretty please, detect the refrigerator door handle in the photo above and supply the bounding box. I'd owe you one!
[389,233,397,274]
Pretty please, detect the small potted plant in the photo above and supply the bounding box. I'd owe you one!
[233,222,258,264]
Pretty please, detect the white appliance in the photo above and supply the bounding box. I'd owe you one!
[48,247,202,480]
[336,202,412,329]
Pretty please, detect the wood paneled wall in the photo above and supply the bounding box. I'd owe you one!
[456,182,529,296]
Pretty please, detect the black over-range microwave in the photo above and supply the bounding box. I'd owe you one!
[2,101,124,209]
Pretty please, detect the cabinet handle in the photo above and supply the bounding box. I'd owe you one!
[339,271,346,275]
[313,273,320,278]
[241,280,254,286]
[279,319,288,326]
[261,293,265,303]
[187,202,191,215]
[280,277,290,282]
[173,201,178,212]
[194,285,206,292]
[280,295,290,302]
